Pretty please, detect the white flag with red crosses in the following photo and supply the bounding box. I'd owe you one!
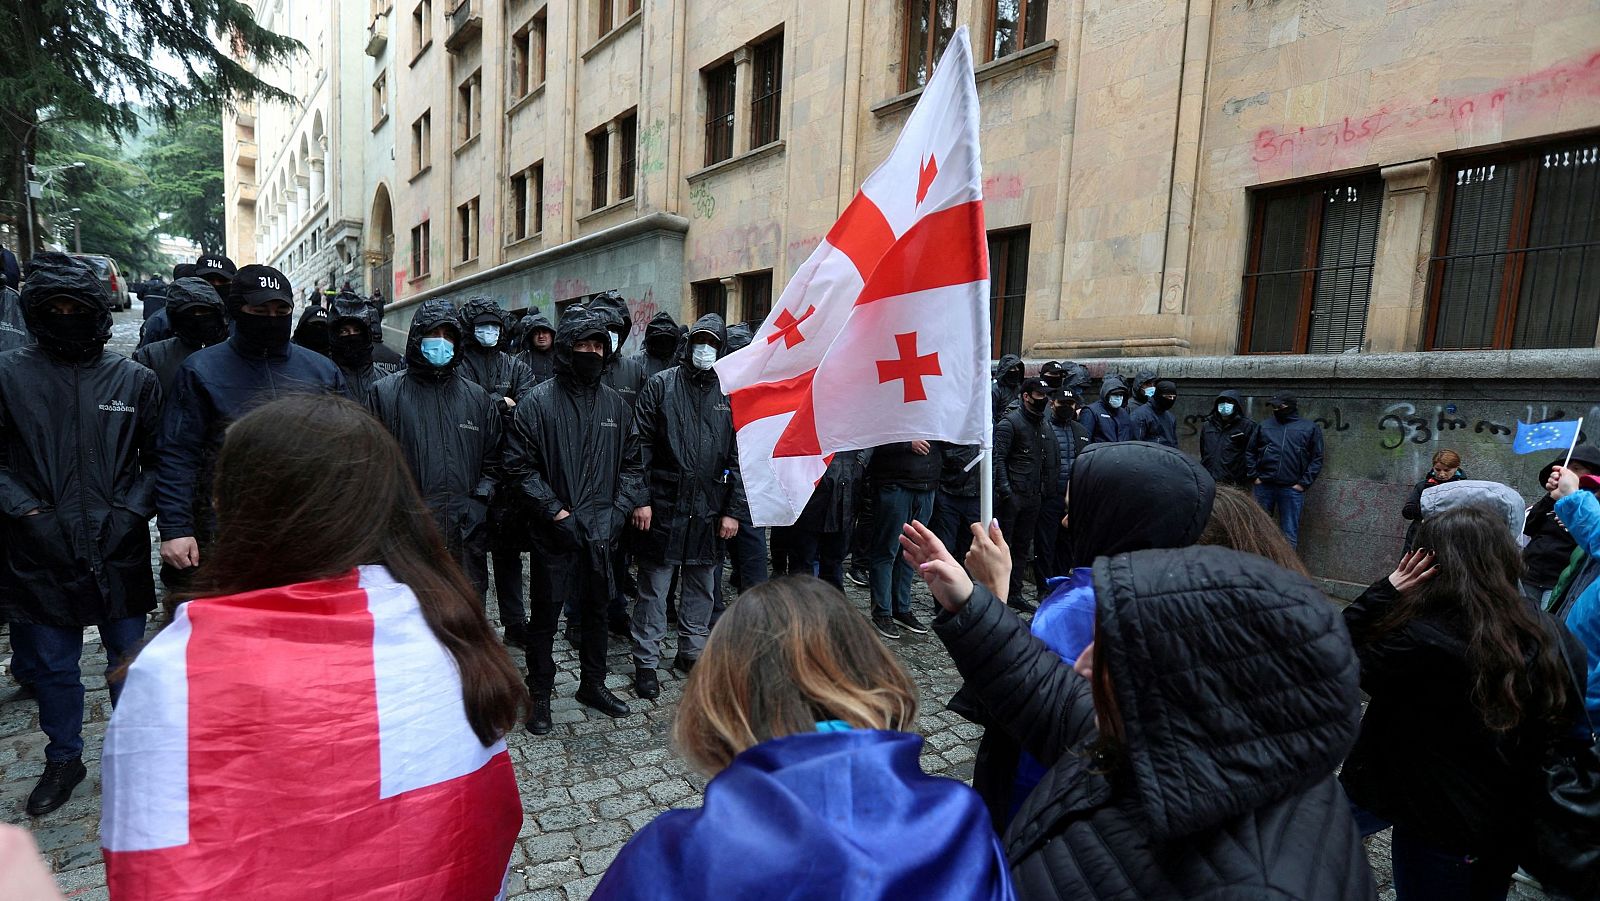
[717,27,990,526]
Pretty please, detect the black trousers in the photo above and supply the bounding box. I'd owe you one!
[998,495,1041,603]
[1034,498,1066,590]
[492,550,525,627]
[526,544,608,694]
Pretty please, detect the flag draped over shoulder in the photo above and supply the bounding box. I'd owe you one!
[716,27,991,527]
[101,566,521,901]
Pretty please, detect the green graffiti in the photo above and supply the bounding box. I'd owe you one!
[638,120,667,175]
[690,182,716,219]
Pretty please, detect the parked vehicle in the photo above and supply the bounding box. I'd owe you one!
[71,254,130,311]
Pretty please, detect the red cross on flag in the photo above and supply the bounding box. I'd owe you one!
[101,567,522,900]
[717,26,990,526]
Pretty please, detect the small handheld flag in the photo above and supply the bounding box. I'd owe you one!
[1513,419,1583,456]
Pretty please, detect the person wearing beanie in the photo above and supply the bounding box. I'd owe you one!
[131,278,230,400]
[0,253,160,816]
[1246,392,1324,549]
[154,264,346,589]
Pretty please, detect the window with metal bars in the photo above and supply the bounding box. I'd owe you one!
[987,228,1029,358]
[693,279,727,319]
[751,35,783,148]
[618,111,637,199]
[704,61,736,166]
[589,129,609,209]
[1239,175,1381,355]
[740,271,773,327]
[987,0,1046,61]
[904,0,957,91]
[511,171,528,241]
[411,221,430,276]
[1427,135,1600,350]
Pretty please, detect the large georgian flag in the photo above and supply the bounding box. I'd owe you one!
[716,27,990,526]
[101,566,522,900]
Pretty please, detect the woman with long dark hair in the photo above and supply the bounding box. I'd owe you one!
[1342,505,1586,899]
[100,394,528,900]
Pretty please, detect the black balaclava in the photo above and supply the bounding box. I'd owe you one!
[644,311,681,359]
[19,252,112,364]
[166,278,228,348]
[293,306,332,357]
[330,294,382,368]
[1153,379,1178,412]
[1051,391,1078,425]
[1271,392,1298,424]
[554,308,612,387]
[1039,361,1066,391]
[227,264,295,357]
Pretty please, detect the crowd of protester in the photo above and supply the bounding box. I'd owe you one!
[0,249,1597,899]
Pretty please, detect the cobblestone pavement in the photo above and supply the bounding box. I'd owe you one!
[0,309,1545,899]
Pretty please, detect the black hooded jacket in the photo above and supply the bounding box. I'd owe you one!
[514,309,556,384]
[634,311,681,381]
[1525,444,1600,588]
[1248,407,1325,488]
[588,291,647,407]
[1199,389,1258,486]
[1128,380,1178,447]
[936,547,1372,900]
[456,297,535,412]
[0,285,31,353]
[1078,373,1134,444]
[991,354,1024,422]
[132,278,229,399]
[328,294,396,403]
[632,313,748,566]
[1129,368,1158,406]
[1063,441,1217,569]
[369,300,502,560]
[0,254,160,627]
[504,309,646,574]
[995,403,1058,504]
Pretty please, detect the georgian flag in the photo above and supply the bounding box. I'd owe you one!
[716,27,990,526]
[101,566,522,900]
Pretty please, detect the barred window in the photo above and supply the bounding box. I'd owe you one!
[750,34,783,148]
[618,111,638,200]
[704,61,736,166]
[740,271,773,327]
[589,128,609,210]
[904,0,956,91]
[693,279,727,319]
[987,228,1029,358]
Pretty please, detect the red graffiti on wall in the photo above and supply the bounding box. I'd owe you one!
[982,173,1025,201]
[552,276,591,301]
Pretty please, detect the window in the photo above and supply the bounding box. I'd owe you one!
[751,34,783,148]
[410,221,431,276]
[411,110,432,174]
[510,171,529,241]
[987,228,1029,357]
[618,111,638,200]
[704,61,736,166]
[531,161,544,235]
[904,0,957,91]
[457,196,480,262]
[987,0,1046,61]
[511,26,531,98]
[693,279,728,319]
[372,73,388,127]
[740,271,773,326]
[1239,175,1381,355]
[626,0,640,14]
[589,128,609,209]
[510,162,544,241]
[1427,136,1600,350]
[457,69,482,144]
[597,0,613,38]
[412,0,432,56]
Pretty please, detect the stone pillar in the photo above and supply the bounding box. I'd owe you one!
[296,174,310,222]
[310,159,326,203]
[721,275,742,323]
[1367,159,1436,353]
[732,45,753,157]
[606,118,621,208]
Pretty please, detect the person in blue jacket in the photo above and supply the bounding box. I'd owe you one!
[155,265,345,587]
[1077,373,1134,443]
[1246,392,1324,549]
[594,576,1015,901]
[1548,464,1600,719]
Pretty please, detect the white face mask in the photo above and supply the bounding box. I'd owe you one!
[608,331,621,353]
[1217,402,1235,417]
[1108,394,1125,410]
[474,324,501,347]
[691,343,718,370]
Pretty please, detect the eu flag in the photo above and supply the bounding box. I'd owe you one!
[1513,419,1582,455]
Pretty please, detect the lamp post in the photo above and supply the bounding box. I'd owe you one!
[24,161,85,254]
[70,207,81,253]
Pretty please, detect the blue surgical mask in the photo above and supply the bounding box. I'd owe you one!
[474,324,501,347]
[1217,402,1235,417]
[420,336,455,367]
[1108,394,1125,410]
[691,344,718,371]
[1143,386,1156,399]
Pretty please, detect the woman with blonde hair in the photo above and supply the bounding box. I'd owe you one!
[593,576,1015,900]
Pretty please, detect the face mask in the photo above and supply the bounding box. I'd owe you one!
[570,349,605,383]
[1143,386,1156,400]
[294,324,331,357]
[1024,396,1047,415]
[1002,370,1022,387]
[232,310,292,354]
[1052,406,1072,424]
[1216,402,1235,417]
[1108,394,1125,410]
[1154,394,1177,412]
[420,336,455,367]
[690,344,718,371]
[474,324,502,348]
[331,331,373,367]
[174,309,228,347]
[35,312,103,361]
[1274,406,1296,423]
[608,331,621,353]
[648,337,677,359]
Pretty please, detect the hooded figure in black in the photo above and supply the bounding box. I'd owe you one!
[504,308,646,730]
[136,262,194,349]
[1129,378,1179,447]
[292,306,333,358]
[0,253,160,815]
[629,314,748,699]
[1129,367,1158,407]
[132,278,229,400]
[933,543,1371,899]
[993,377,1059,611]
[1079,372,1134,443]
[0,282,33,353]
[1199,388,1258,487]
[991,354,1024,422]
[139,273,169,321]
[587,291,647,407]
[514,308,556,384]
[369,299,502,598]
[156,264,345,584]
[634,311,681,381]
[328,294,396,403]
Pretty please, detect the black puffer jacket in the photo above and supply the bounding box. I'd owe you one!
[369,300,502,561]
[991,354,1024,422]
[1078,373,1134,444]
[937,546,1371,900]
[634,311,681,381]
[589,291,647,407]
[632,314,747,565]
[995,404,1058,503]
[1199,390,1258,487]
[0,255,160,627]
[0,285,31,353]
[1248,410,1325,488]
[514,309,556,384]
[940,442,982,498]
[132,278,229,399]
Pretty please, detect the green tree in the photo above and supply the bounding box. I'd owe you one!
[36,124,165,275]
[139,105,226,252]
[0,0,300,261]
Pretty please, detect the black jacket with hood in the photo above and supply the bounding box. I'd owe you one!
[132,278,229,400]
[936,545,1372,900]
[514,309,557,384]
[1199,389,1258,486]
[328,294,397,403]
[1128,390,1178,448]
[588,291,647,407]
[633,311,681,382]
[0,254,160,627]
[632,314,748,566]
[504,309,646,579]
[1525,444,1600,588]
[1078,373,1134,443]
[0,285,31,353]
[995,403,1058,504]
[456,297,536,411]
[991,354,1024,422]
[369,300,502,562]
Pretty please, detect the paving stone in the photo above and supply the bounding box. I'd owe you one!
[523,858,584,890]
[569,777,621,803]
[645,777,694,806]
[580,843,625,875]
[521,831,579,862]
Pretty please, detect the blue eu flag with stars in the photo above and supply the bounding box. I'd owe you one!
[1513,420,1582,455]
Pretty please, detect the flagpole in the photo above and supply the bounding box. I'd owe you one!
[1562,417,1585,471]
[979,451,993,531]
